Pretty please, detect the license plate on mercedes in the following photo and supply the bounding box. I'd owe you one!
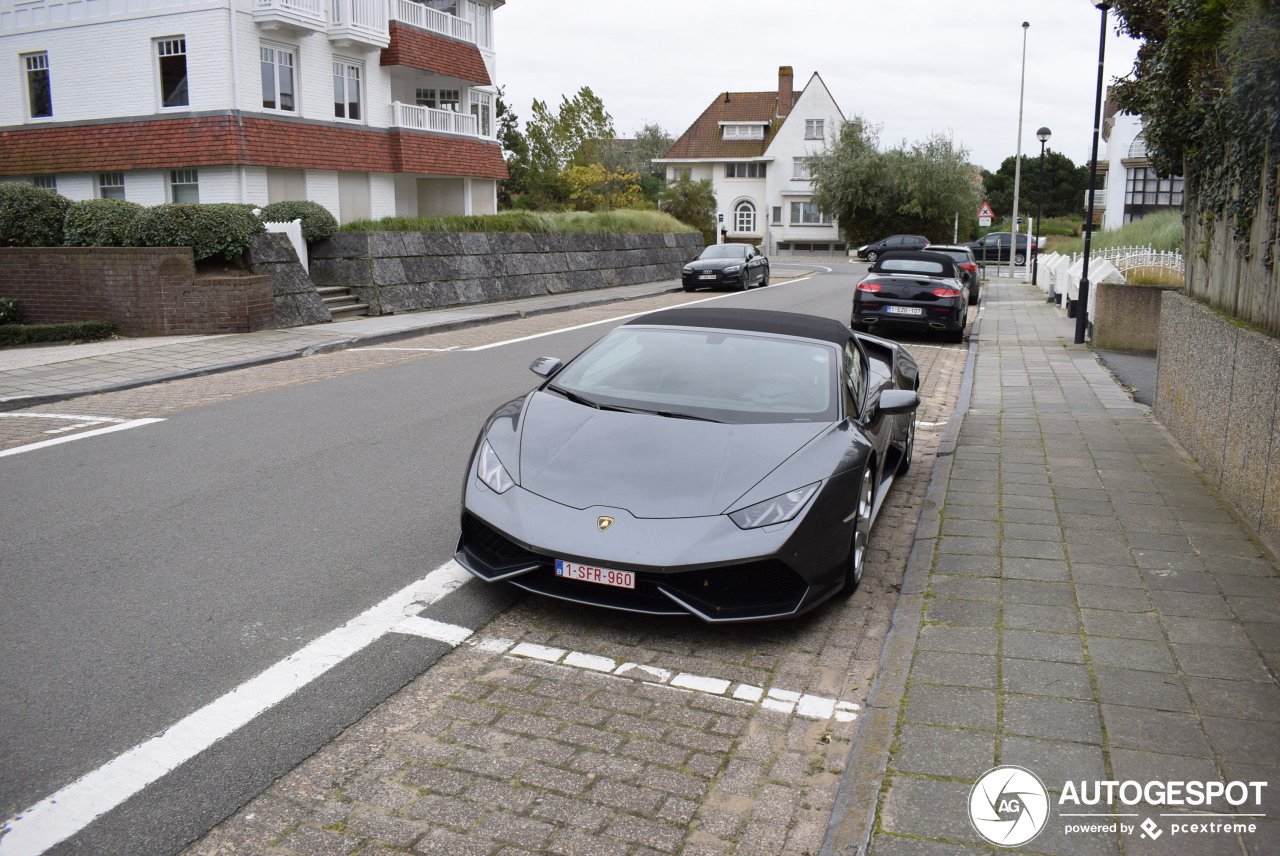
[555,559,636,589]
[887,306,924,316]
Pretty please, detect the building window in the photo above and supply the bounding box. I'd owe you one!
[790,201,831,225]
[333,60,361,120]
[722,124,765,140]
[23,52,53,118]
[734,202,756,233]
[34,175,57,191]
[725,163,766,179]
[1125,167,1183,207]
[260,45,296,112]
[472,1,491,47]
[469,90,493,137]
[416,88,461,111]
[793,158,814,180]
[671,167,692,182]
[425,0,457,13]
[170,169,199,203]
[156,38,188,108]
[805,119,824,140]
[98,172,125,200]
[772,205,782,224]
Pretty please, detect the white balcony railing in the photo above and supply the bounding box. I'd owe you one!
[392,101,480,136]
[254,0,327,31]
[390,0,474,41]
[329,0,389,46]
[1085,189,1107,209]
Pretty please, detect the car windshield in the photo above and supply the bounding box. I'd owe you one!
[699,245,748,259]
[549,326,837,423]
[931,250,969,262]
[878,259,948,274]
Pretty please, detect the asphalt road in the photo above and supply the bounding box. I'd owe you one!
[0,259,937,855]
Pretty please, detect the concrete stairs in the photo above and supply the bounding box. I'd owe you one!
[317,286,369,320]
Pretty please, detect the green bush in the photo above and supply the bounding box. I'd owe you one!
[0,182,70,247]
[0,297,22,325]
[0,320,114,347]
[63,198,145,247]
[125,203,265,261]
[258,200,339,243]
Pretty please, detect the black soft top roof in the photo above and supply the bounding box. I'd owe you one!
[626,307,852,346]
[869,250,960,275]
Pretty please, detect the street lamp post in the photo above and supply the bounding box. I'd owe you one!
[1075,0,1111,344]
[1008,21,1030,278]
[1033,127,1051,287]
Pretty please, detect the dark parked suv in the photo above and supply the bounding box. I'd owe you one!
[965,232,1036,265]
[856,234,930,262]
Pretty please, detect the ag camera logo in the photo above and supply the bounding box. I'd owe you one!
[969,766,1051,847]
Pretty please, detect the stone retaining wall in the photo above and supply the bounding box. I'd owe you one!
[308,231,705,315]
[1155,291,1280,552]
[1093,282,1181,354]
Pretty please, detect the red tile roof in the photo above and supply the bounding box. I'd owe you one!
[662,91,784,160]
[0,116,507,179]
[381,24,491,84]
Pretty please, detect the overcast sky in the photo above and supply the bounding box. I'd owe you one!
[494,0,1142,173]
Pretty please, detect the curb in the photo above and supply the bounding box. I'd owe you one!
[820,288,986,856]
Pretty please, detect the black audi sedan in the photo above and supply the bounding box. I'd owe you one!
[681,244,770,291]
[455,307,920,623]
[851,250,968,342]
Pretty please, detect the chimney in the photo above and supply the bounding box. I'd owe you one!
[777,66,794,118]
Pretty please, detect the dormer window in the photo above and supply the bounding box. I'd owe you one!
[722,123,765,140]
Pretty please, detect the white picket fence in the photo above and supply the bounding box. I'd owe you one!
[1069,245,1183,275]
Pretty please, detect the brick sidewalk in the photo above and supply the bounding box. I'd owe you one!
[830,281,1280,856]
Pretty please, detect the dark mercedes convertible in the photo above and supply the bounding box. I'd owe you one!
[455,307,920,623]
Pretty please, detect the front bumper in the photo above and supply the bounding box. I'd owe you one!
[456,478,853,622]
[682,269,744,288]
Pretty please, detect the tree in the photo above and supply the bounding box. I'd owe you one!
[810,118,981,243]
[981,151,1089,221]
[495,87,528,208]
[523,86,615,208]
[658,177,716,242]
[561,164,648,211]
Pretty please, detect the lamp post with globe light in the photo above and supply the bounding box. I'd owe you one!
[1033,127,1050,287]
[1075,0,1111,344]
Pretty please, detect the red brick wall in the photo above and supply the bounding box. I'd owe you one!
[0,248,274,336]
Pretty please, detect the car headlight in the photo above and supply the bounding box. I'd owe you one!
[476,439,515,494]
[724,265,741,273]
[729,483,820,529]
[682,267,693,274]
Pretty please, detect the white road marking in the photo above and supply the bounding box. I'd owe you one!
[0,560,473,856]
[503,641,860,723]
[391,615,474,646]
[352,346,459,352]
[0,419,165,459]
[465,274,819,352]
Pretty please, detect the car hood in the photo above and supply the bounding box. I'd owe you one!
[686,258,743,271]
[513,391,827,518]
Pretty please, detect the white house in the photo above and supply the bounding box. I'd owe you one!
[0,0,507,222]
[1090,90,1185,231]
[655,67,846,255]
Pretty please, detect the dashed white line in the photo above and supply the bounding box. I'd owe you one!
[352,346,460,352]
[0,418,165,459]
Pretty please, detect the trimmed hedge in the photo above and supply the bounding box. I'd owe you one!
[258,200,338,243]
[0,182,70,247]
[63,199,146,247]
[0,320,115,347]
[125,203,265,262]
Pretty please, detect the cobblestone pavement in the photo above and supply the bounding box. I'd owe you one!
[169,324,968,854]
[843,282,1280,856]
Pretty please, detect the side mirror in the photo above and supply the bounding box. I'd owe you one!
[529,356,564,378]
[878,389,920,415]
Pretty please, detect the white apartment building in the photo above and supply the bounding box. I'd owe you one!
[1089,91,1185,231]
[655,67,846,255]
[0,0,506,222]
